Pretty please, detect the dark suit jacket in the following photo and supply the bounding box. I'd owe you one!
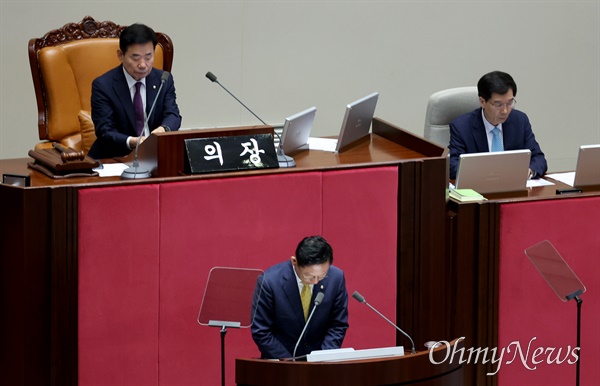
[449,108,547,180]
[88,66,182,159]
[250,260,349,359]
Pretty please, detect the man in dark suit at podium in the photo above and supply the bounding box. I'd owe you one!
[88,23,182,159]
[250,235,349,359]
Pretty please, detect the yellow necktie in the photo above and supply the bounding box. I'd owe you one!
[301,284,311,321]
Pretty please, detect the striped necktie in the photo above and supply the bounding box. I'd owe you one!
[491,127,503,152]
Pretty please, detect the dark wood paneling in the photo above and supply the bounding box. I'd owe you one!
[0,184,79,386]
[446,201,502,386]
[396,155,449,349]
[49,187,79,385]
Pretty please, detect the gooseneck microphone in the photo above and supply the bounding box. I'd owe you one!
[205,71,266,126]
[204,71,295,168]
[292,291,324,360]
[122,71,171,179]
[352,291,416,354]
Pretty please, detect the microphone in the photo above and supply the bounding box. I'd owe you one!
[352,291,416,354]
[292,291,324,360]
[122,71,171,179]
[205,71,295,168]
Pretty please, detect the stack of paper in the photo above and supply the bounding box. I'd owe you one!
[306,346,405,362]
[449,188,487,202]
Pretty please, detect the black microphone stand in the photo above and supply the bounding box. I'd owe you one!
[352,291,416,354]
[576,296,582,386]
[525,241,585,386]
[293,292,324,360]
[205,71,295,168]
[122,72,170,179]
[566,291,583,386]
[208,320,240,386]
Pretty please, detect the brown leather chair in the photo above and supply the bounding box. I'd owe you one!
[28,16,174,154]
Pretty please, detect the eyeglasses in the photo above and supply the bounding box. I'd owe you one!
[489,98,517,110]
[296,266,329,282]
[300,273,328,282]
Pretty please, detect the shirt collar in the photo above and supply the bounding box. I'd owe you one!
[481,108,502,134]
[122,67,146,90]
[292,265,312,290]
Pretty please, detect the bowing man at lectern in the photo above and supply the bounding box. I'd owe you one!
[250,235,349,359]
[88,23,182,160]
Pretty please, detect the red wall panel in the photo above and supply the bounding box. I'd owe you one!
[78,184,161,385]
[498,196,600,385]
[78,167,399,385]
[157,172,324,384]
[322,167,398,350]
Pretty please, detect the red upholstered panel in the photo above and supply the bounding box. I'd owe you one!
[157,172,323,384]
[498,197,600,385]
[322,167,398,350]
[78,185,161,385]
[77,167,399,385]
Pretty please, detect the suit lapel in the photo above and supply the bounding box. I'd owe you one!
[472,109,490,152]
[313,277,326,300]
[112,67,137,135]
[282,262,305,321]
[145,70,160,128]
[500,113,515,149]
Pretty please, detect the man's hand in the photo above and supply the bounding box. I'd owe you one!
[128,135,146,149]
[151,125,170,134]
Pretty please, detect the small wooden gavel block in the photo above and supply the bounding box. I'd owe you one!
[52,142,85,162]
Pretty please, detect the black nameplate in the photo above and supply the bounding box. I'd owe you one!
[184,133,279,174]
[2,173,31,187]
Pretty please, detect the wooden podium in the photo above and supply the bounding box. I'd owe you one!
[235,339,464,386]
[0,118,450,386]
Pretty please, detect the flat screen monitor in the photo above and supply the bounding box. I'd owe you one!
[573,144,600,187]
[335,92,379,153]
[280,106,317,155]
[455,149,531,194]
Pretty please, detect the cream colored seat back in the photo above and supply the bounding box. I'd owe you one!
[424,87,479,147]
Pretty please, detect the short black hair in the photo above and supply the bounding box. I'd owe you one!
[477,71,517,101]
[295,236,333,267]
[119,23,158,54]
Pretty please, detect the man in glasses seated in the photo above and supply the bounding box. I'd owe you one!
[448,70,547,180]
[250,235,349,360]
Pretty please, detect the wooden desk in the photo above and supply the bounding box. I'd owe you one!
[445,179,600,386]
[236,338,464,386]
[0,119,450,386]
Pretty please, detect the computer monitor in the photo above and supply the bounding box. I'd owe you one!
[335,92,379,153]
[280,106,317,155]
[455,149,531,194]
[573,144,600,187]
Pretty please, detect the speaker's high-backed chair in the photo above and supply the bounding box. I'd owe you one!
[28,16,174,154]
[424,87,480,147]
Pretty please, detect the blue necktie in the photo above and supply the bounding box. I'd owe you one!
[134,82,144,135]
[491,127,503,152]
